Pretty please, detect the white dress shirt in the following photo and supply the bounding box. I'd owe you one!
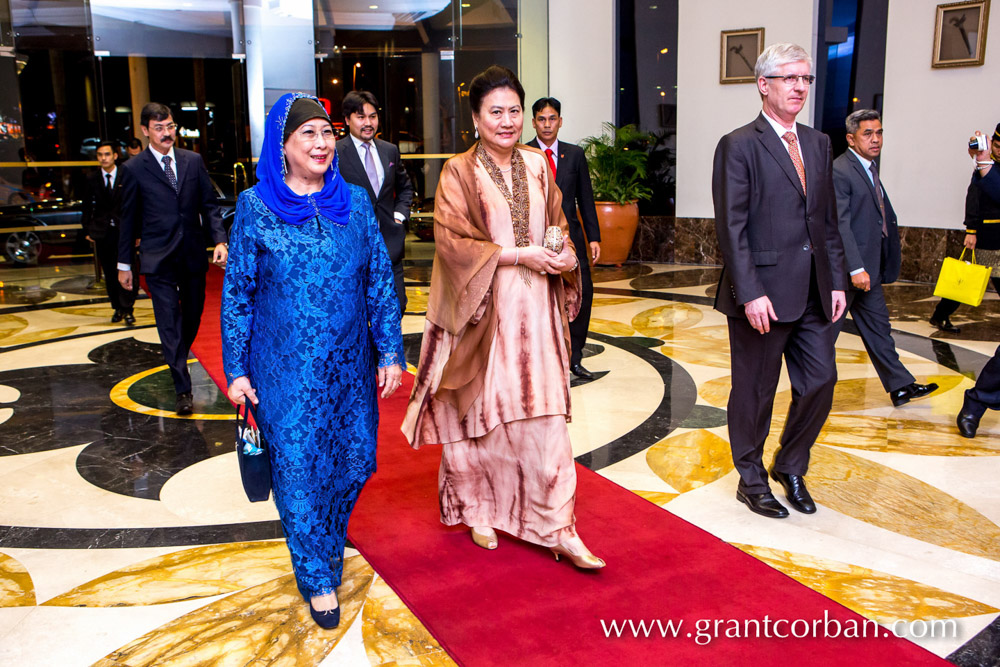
[102,166,117,192]
[761,110,805,171]
[536,137,559,170]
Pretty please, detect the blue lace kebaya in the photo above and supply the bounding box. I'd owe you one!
[221,93,403,599]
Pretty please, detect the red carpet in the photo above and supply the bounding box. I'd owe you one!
[192,265,944,666]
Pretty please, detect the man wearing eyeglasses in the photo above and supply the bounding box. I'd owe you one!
[117,102,228,415]
[712,43,847,519]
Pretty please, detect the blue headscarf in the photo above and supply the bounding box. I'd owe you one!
[255,92,351,226]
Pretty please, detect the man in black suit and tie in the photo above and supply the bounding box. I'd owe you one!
[335,90,414,313]
[712,43,847,519]
[527,97,602,379]
[832,109,937,408]
[83,140,137,324]
[117,103,228,415]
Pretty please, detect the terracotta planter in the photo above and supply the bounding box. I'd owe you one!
[594,200,639,266]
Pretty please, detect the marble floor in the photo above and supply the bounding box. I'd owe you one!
[1,250,999,666]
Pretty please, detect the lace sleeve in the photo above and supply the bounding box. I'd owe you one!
[360,191,404,368]
[221,193,259,383]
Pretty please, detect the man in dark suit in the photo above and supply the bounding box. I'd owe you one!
[832,109,937,407]
[335,90,413,313]
[957,130,1000,438]
[712,43,847,519]
[527,97,602,379]
[83,140,137,324]
[117,103,228,415]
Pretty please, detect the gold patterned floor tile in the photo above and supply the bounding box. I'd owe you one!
[632,490,679,506]
[592,297,642,307]
[405,287,429,313]
[835,348,875,365]
[735,544,999,624]
[50,305,156,327]
[588,318,636,336]
[829,375,964,413]
[819,414,1000,456]
[363,576,456,667]
[0,553,35,607]
[45,541,293,607]
[96,555,374,667]
[0,314,28,341]
[658,325,732,369]
[646,430,734,493]
[0,326,78,347]
[807,445,1000,562]
[630,303,703,337]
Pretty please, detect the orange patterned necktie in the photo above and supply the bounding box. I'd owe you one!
[782,131,806,195]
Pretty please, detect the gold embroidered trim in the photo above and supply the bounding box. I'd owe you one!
[476,142,533,284]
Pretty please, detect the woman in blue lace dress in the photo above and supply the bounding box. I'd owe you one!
[221,93,404,629]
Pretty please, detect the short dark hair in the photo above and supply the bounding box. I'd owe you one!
[532,97,561,117]
[845,109,881,134]
[140,102,172,127]
[127,137,142,150]
[96,140,118,155]
[342,90,379,118]
[469,65,525,115]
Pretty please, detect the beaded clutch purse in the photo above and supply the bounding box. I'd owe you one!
[543,226,564,253]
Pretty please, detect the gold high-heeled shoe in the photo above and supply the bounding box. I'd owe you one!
[550,541,606,569]
[470,527,498,550]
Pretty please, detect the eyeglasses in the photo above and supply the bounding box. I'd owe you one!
[764,75,816,86]
[150,123,177,132]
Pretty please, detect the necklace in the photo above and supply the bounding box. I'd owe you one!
[498,165,512,172]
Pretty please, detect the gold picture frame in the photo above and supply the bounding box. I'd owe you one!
[720,28,765,84]
[932,0,990,68]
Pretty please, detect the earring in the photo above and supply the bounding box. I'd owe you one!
[474,127,479,139]
[281,148,287,177]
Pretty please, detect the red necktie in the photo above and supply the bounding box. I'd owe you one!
[545,148,557,178]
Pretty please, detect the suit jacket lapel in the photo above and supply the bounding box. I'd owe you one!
[142,151,176,193]
[755,114,805,201]
[555,148,569,190]
[339,139,376,200]
[376,138,391,198]
[848,151,886,219]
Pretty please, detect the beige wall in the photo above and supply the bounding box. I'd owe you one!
[881,0,998,229]
[545,0,615,144]
[675,0,820,219]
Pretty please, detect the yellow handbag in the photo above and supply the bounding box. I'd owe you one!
[933,248,991,306]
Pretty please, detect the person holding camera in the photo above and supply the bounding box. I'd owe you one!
[929,124,1000,334]
[957,127,1000,438]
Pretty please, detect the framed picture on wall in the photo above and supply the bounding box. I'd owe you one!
[932,0,990,68]
[720,28,765,84]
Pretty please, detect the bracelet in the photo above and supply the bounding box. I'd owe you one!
[977,160,994,164]
[514,247,519,265]
[978,165,991,170]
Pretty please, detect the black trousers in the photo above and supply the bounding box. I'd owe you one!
[833,283,914,393]
[964,343,1000,417]
[95,232,137,313]
[392,259,407,314]
[144,257,207,395]
[726,274,837,494]
[570,250,594,367]
[932,277,1000,320]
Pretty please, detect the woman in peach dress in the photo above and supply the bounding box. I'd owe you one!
[402,65,604,569]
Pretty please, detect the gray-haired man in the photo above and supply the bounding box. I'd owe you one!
[832,109,937,407]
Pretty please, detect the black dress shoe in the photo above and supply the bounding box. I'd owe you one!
[929,317,961,334]
[110,310,123,323]
[769,470,816,514]
[175,392,194,415]
[889,382,939,408]
[123,311,136,326]
[736,488,789,518]
[957,411,980,438]
[309,601,341,629]
[570,364,594,380]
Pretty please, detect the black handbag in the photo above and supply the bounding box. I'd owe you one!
[235,400,271,502]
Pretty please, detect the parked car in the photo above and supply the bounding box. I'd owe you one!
[0,174,237,266]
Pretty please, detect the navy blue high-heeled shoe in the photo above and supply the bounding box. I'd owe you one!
[309,598,340,629]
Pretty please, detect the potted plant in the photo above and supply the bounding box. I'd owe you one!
[580,123,653,265]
